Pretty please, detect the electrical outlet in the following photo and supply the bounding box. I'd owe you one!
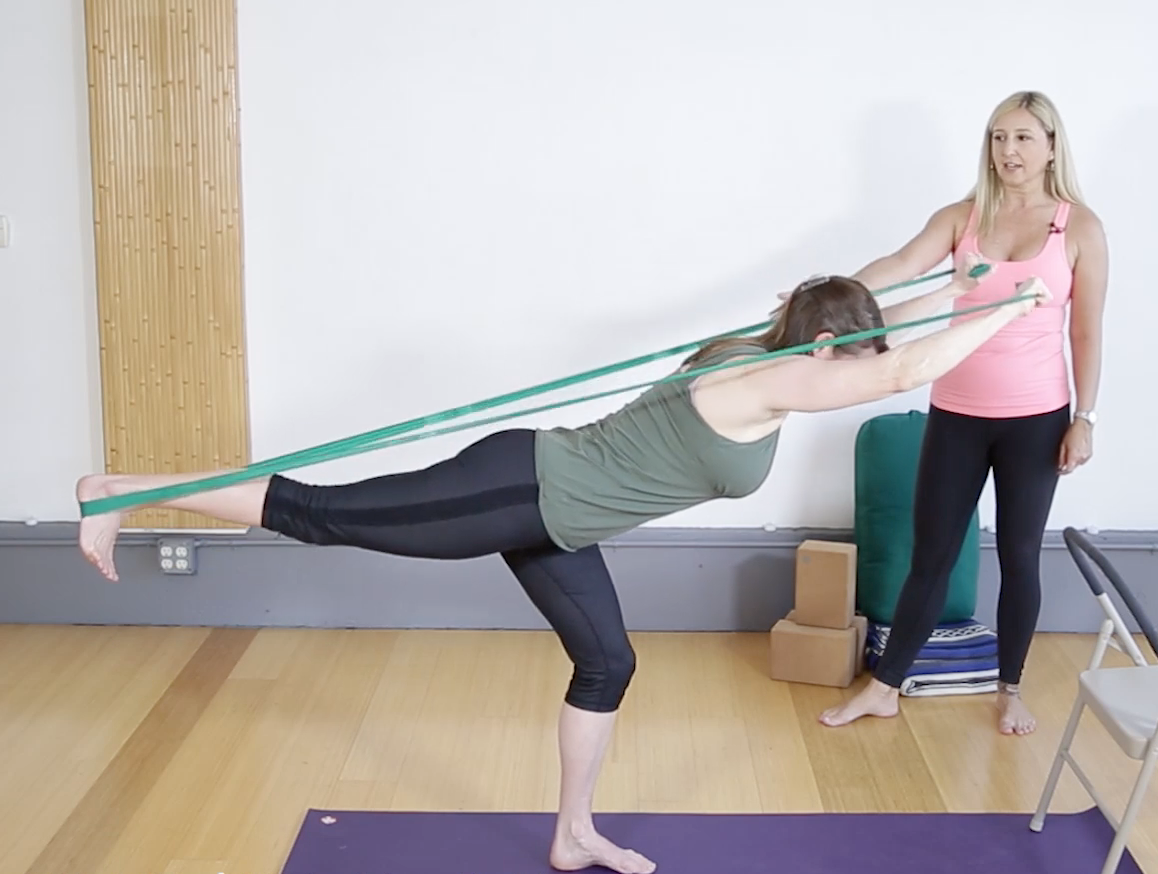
[158,538,196,574]
[0,216,10,248]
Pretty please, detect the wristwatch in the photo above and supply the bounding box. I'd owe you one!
[1074,410,1097,426]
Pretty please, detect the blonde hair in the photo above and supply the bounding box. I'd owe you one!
[968,91,1086,239]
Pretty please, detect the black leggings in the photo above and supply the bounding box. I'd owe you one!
[261,428,635,712]
[872,404,1071,688]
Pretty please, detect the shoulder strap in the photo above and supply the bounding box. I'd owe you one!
[955,200,980,250]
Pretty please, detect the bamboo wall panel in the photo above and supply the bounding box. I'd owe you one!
[84,0,250,529]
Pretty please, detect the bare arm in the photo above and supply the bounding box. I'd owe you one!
[853,202,967,291]
[879,281,962,329]
[1055,208,1109,474]
[878,255,992,341]
[1068,209,1109,416]
[749,280,1045,414]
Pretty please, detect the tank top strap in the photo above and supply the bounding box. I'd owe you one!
[956,200,981,249]
[1051,200,1072,232]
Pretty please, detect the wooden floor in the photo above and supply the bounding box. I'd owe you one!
[0,624,1154,874]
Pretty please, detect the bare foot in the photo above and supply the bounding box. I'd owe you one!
[550,822,656,874]
[819,678,900,727]
[76,474,125,582]
[996,684,1036,735]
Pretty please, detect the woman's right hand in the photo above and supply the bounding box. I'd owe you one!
[951,252,992,295]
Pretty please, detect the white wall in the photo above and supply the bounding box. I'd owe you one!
[3,0,1156,531]
[0,0,104,523]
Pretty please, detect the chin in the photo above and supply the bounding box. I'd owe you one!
[998,167,1043,185]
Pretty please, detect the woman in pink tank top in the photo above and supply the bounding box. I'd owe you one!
[818,91,1109,736]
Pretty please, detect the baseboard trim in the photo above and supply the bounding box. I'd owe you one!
[2,523,1155,633]
[4,522,1154,549]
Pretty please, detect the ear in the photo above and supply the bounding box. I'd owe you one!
[808,331,837,358]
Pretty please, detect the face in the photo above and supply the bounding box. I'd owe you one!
[990,107,1053,187]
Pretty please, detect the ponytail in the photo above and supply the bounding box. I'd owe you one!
[682,274,884,369]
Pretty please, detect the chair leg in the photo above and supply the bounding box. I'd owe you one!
[1030,694,1086,832]
[1099,744,1158,874]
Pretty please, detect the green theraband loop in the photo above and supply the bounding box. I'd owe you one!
[81,265,1000,516]
[234,267,962,472]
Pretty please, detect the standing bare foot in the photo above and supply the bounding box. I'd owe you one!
[819,678,900,727]
[996,683,1036,735]
[76,474,125,582]
[550,821,656,874]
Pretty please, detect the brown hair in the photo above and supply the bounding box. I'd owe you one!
[683,275,888,369]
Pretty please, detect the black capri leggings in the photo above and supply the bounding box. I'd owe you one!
[872,404,1071,688]
[261,428,636,712]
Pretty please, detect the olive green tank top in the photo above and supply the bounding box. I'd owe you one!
[533,342,780,551]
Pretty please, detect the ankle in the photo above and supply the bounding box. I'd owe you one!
[867,679,899,698]
[557,814,595,840]
[87,473,128,495]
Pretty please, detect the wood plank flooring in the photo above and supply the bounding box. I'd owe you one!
[0,625,1154,873]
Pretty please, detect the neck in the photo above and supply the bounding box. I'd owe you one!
[1001,181,1052,210]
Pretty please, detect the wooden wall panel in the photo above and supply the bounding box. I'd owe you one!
[84,0,250,529]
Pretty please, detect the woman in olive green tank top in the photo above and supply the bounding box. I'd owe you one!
[76,263,1048,874]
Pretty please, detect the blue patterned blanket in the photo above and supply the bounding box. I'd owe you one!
[864,619,999,696]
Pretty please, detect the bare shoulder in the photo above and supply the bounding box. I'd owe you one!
[1065,202,1108,265]
[938,199,974,221]
[732,351,903,415]
[1067,202,1106,241]
[927,200,973,243]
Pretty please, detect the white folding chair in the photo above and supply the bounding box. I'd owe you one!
[1030,527,1158,874]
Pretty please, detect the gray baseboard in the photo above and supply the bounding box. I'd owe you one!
[1,523,1155,634]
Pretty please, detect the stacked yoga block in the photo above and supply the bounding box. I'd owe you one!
[768,540,869,688]
[769,410,1000,693]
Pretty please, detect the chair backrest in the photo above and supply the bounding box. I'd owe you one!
[1063,526,1158,665]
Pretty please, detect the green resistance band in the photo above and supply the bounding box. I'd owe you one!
[81,266,1004,516]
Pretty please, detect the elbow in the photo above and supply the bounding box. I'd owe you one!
[857,253,913,289]
[883,349,922,395]
[1070,327,1101,352]
[894,369,923,395]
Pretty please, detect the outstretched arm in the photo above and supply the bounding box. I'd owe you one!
[853,202,966,291]
[878,280,962,332]
[879,254,992,340]
[749,278,1047,414]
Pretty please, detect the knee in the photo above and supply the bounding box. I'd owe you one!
[565,643,637,713]
[996,539,1044,582]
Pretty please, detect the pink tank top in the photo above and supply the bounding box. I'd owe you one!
[929,200,1073,418]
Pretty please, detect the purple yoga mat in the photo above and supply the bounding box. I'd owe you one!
[279,806,1143,873]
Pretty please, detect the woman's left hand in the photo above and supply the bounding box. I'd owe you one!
[1058,420,1094,474]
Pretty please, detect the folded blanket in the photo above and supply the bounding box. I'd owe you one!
[864,619,999,697]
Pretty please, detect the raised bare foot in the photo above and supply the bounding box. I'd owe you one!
[76,474,125,582]
[819,678,900,727]
[996,684,1036,735]
[550,822,656,874]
